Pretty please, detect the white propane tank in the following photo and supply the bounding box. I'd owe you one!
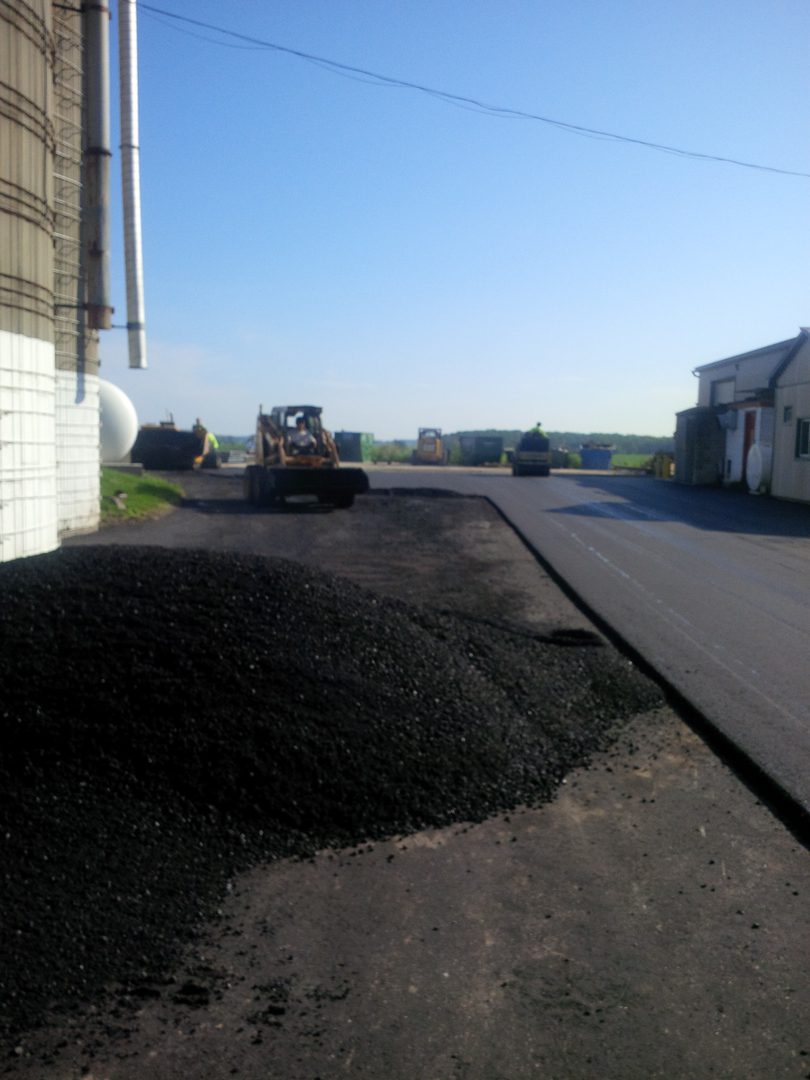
[745,443,772,494]
[99,379,139,462]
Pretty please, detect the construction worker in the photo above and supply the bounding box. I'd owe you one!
[193,418,219,455]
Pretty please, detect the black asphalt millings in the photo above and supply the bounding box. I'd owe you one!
[0,545,663,1037]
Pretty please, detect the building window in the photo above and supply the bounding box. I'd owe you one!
[796,418,810,459]
[783,405,793,423]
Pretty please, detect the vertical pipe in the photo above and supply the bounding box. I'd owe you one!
[83,1,112,330]
[118,0,147,368]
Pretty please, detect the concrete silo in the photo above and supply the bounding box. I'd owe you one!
[1,1,121,561]
[0,0,59,561]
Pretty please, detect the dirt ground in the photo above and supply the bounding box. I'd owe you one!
[5,469,809,1080]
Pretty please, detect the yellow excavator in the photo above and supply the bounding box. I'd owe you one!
[243,405,369,509]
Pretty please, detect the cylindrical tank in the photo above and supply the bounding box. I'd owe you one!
[745,443,772,495]
[0,1,58,561]
[99,380,139,463]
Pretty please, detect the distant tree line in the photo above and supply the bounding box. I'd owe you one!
[224,429,675,458]
[371,440,413,463]
[453,430,674,454]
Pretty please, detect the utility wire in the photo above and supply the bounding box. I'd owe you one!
[138,2,810,180]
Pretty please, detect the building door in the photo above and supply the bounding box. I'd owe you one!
[742,410,757,482]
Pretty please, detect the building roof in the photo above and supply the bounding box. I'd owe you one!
[692,335,799,376]
[769,327,810,386]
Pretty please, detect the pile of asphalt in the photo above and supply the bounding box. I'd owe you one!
[0,545,662,1041]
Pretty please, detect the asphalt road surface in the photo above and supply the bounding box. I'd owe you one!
[368,467,810,818]
[18,473,804,1079]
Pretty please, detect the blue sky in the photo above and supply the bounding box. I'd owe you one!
[104,0,810,439]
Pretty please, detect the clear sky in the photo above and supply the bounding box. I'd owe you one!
[103,0,810,439]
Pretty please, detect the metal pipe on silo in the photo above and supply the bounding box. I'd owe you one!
[83,1,113,330]
[118,0,147,368]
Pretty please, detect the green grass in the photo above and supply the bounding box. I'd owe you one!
[611,453,653,470]
[101,468,184,524]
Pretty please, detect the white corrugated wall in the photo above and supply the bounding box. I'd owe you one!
[55,370,100,535]
[1,0,58,562]
[0,330,58,560]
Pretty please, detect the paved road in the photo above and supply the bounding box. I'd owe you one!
[368,467,810,816]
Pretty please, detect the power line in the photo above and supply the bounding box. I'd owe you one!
[138,2,810,180]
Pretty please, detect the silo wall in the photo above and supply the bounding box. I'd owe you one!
[53,2,100,537]
[0,0,59,561]
[55,371,100,534]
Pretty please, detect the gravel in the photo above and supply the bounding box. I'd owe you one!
[0,544,662,1041]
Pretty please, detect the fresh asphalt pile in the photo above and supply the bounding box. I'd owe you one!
[0,545,662,1041]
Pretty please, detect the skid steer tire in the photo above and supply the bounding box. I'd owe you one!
[243,466,257,504]
[259,473,278,508]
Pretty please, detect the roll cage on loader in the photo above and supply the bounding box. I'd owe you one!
[243,405,369,509]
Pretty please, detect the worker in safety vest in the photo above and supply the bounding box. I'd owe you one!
[193,418,219,455]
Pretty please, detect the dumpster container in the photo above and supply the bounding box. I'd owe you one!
[579,445,613,470]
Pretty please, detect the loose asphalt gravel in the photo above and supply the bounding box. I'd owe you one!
[0,541,662,1044]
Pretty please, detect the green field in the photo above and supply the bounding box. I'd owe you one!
[610,453,653,470]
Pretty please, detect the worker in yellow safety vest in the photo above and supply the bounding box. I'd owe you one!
[193,418,219,455]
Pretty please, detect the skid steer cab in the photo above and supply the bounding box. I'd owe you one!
[243,405,370,509]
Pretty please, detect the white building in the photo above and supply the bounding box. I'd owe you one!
[770,329,810,502]
[675,329,810,501]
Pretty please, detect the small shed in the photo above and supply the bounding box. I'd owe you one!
[674,407,726,485]
[458,435,504,466]
[334,431,374,463]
